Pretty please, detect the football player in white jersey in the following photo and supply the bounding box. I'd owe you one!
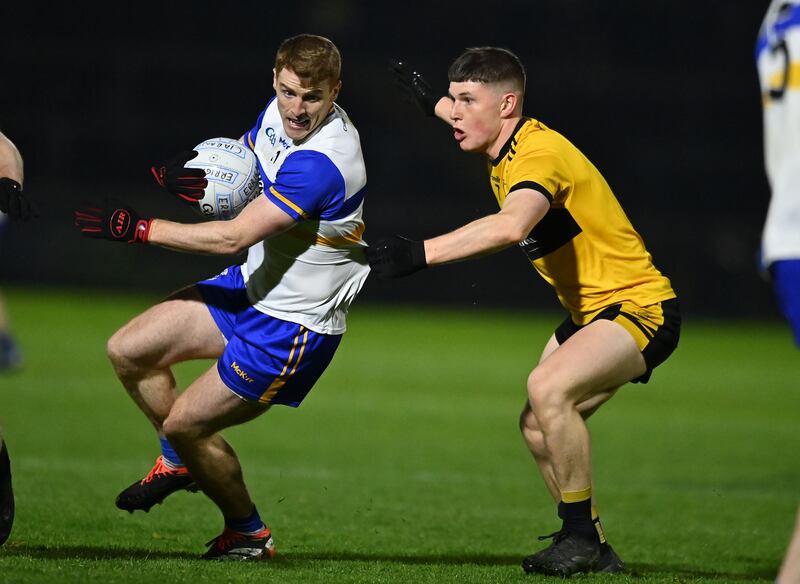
[74,34,369,560]
[757,0,800,347]
[758,4,800,583]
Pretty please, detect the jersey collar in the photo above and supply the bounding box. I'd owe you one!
[491,118,529,166]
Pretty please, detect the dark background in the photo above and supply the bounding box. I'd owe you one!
[0,1,776,318]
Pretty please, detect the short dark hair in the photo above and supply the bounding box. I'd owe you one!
[448,47,526,93]
[275,34,341,88]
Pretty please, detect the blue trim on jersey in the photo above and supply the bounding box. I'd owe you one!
[335,185,366,220]
[246,97,276,150]
[265,187,304,220]
[270,150,345,220]
[756,33,768,60]
[756,4,800,59]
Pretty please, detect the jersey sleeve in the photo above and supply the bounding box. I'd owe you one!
[245,111,265,151]
[506,149,572,203]
[266,150,345,220]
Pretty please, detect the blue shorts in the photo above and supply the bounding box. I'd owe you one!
[196,266,342,406]
[770,260,800,347]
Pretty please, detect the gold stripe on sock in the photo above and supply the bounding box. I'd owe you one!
[561,486,592,504]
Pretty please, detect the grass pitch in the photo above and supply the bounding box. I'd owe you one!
[0,287,797,583]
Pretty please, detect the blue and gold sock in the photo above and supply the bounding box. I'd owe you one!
[159,436,184,469]
[226,507,266,535]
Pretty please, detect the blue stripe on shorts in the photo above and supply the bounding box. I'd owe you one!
[196,265,342,406]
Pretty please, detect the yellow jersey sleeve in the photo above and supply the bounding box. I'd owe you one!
[505,149,568,203]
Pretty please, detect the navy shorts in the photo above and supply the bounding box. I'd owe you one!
[196,266,342,406]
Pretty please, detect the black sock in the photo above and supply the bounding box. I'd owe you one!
[0,442,9,480]
[558,499,597,540]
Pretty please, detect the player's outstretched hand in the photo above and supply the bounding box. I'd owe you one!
[150,150,207,204]
[74,199,152,244]
[389,59,439,117]
[366,235,427,278]
[0,178,38,220]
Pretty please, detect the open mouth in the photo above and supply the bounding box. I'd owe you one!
[453,128,466,142]
[287,116,311,132]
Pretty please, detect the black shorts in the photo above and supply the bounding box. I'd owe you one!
[555,298,681,384]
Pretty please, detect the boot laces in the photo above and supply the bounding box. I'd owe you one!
[141,456,184,484]
[206,528,250,550]
[538,529,569,544]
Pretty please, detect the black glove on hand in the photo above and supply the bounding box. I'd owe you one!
[366,235,427,279]
[389,59,440,117]
[150,150,208,204]
[74,199,152,244]
[0,177,37,220]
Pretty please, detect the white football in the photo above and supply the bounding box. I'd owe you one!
[186,137,262,220]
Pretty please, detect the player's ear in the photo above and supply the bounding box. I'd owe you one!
[330,80,342,102]
[272,68,278,90]
[499,92,518,118]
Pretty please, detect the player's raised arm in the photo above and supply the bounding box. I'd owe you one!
[390,59,454,125]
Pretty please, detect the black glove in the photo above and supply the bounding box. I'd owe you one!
[74,199,152,244]
[150,150,207,204]
[366,235,427,279]
[389,59,440,117]
[0,177,37,220]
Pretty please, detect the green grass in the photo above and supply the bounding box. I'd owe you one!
[0,286,798,583]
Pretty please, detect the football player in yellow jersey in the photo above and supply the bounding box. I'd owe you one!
[368,47,681,577]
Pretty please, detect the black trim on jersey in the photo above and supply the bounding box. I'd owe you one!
[509,181,553,202]
[491,118,529,166]
[518,208,582,260]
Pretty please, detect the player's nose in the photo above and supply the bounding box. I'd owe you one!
[450,103,461,120]
[287,96,304,115]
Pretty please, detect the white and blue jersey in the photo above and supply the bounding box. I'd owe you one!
[757,0,800,264]
[242,98,369,335]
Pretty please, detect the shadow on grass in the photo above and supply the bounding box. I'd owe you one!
[0,544,519,566]
[0,546,778,579]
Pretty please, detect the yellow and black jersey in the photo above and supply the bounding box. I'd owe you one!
[488,117,675,323]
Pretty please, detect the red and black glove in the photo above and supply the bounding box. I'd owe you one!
[0,177,38,220]
[74,199,152,244]
[150,150,207,205]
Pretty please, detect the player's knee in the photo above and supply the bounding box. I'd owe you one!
[526,369,568,420]
[106,329,135,372]
[162,415,199,445]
